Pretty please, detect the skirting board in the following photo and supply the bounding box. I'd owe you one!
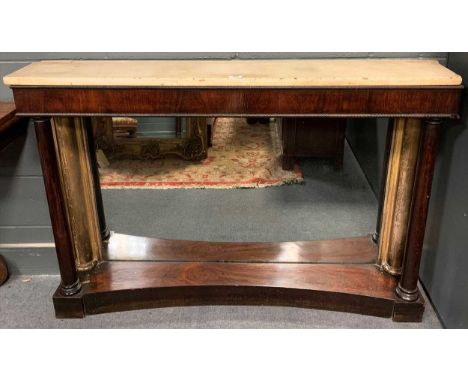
[0,247,58,275]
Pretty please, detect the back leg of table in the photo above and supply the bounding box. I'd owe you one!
[0,255,8,286]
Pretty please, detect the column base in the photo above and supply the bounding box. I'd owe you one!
[382,262,402,276]
[395,283,419,302]
[59,278,82,296]
[392,293,425,322]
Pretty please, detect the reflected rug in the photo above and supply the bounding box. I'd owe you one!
[99,118,303,189]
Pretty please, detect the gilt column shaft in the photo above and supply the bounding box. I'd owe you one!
[51,117,103,271]
[378,118,422,275]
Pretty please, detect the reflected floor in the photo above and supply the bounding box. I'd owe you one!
[102,141,378,242]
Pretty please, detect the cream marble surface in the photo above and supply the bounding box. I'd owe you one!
[3,59,462,87]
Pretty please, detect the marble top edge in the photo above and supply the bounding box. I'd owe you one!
[3,58,463,87]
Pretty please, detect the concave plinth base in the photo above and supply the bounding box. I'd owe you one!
[53,233,424,321]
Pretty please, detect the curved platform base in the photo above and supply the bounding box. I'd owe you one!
[52,234,425,322]
[52,262,424,322]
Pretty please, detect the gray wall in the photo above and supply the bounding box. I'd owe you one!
[0,125,58,274]
[345,118,390,195]
[0,52,448,275]
[419,52,468,328]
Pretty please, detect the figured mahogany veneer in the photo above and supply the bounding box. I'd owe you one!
[104,233,377,264]
[54,243,400,318]
[81,262,397,317]
[53,233,425,320]
[11,86,462,117]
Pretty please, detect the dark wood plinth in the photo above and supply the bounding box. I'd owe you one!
[52,233,421,321]
[392,295,425,322]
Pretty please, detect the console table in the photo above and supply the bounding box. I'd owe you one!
[3,59,463,321]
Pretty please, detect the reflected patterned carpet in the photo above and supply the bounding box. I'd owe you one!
[100,118,303,189]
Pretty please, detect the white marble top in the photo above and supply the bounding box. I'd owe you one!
[3,59,462,87]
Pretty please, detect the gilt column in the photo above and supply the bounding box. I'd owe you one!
[378,118,422,275]
[51,117,103,271]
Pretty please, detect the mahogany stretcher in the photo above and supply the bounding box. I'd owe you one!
[3,59,463,321]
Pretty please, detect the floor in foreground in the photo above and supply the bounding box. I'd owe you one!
[0,276,441,328]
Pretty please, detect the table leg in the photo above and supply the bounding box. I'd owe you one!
[280,117,297,171]
[175,117,182,138]
[396,119,440,302]
[184,117,208,160]
[372,118,394,244]
[84,118,110,241]
[0,255,9,286]
[34,118,81,296]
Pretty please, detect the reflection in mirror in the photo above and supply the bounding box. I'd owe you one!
[93,117,209,163]
[95,117,379,264]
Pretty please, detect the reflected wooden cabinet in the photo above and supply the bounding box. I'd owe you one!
[280,118,346,170]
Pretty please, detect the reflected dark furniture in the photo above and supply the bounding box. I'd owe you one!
[0,102,16,133]
[0,255,8,286]
[3,59,463,321]
[0,101,28,151]
[0,102,26,285]
[246,117,270,125]
[280,118,346,170]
